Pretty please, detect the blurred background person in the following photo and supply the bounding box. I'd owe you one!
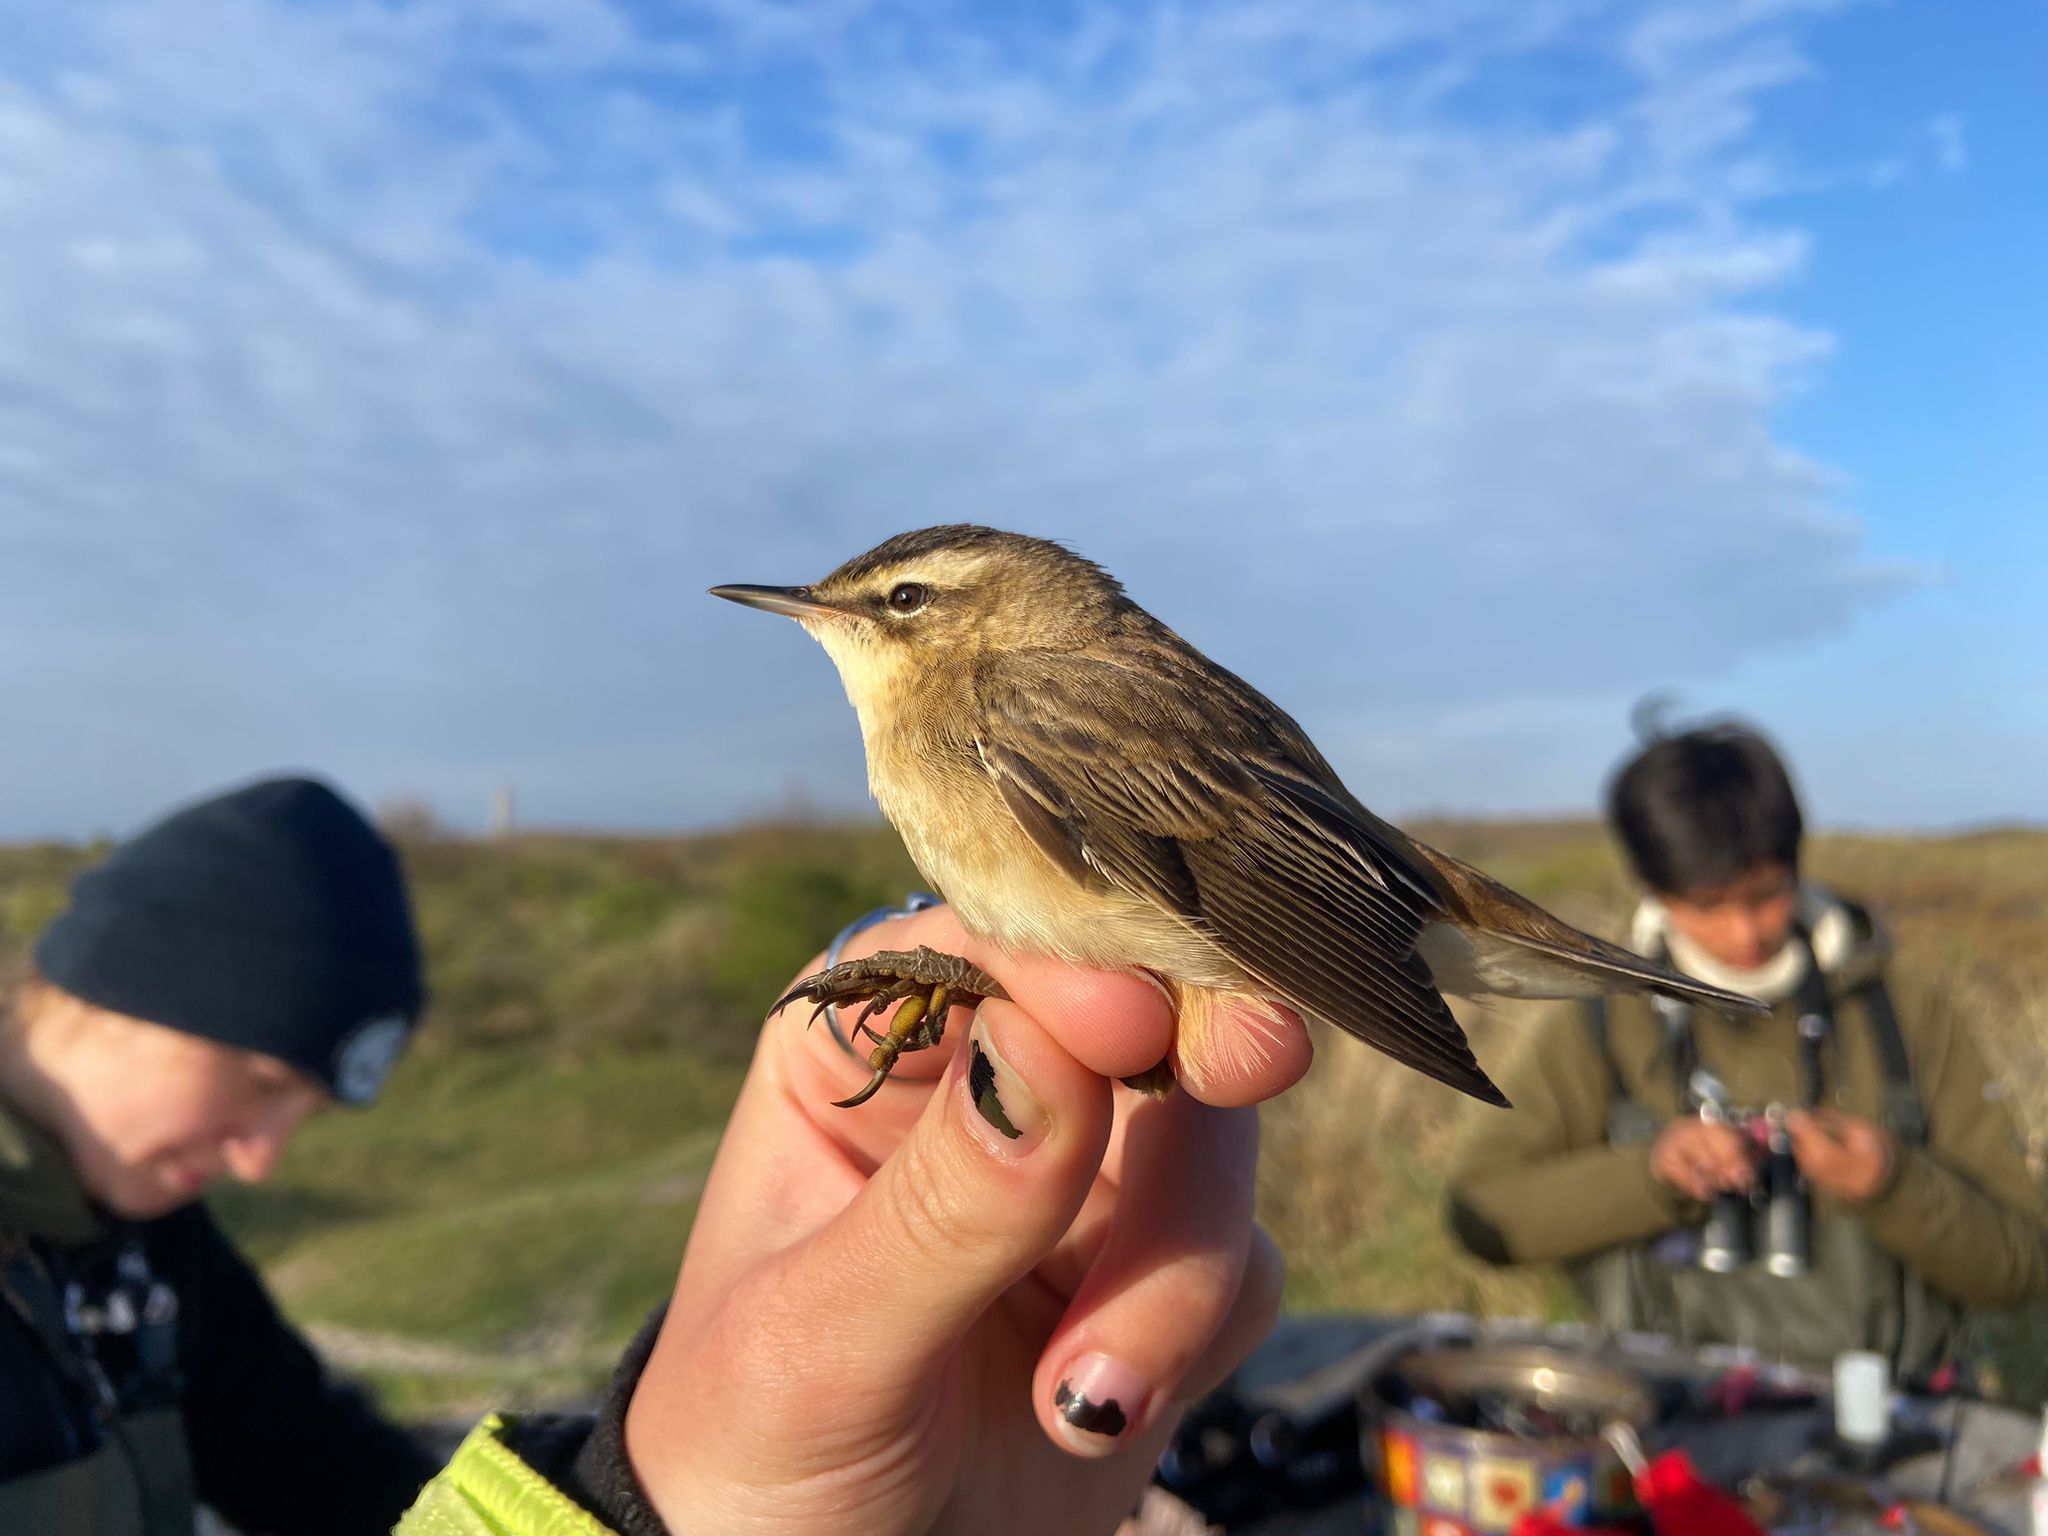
[0,776,438,1534]
[1445,719,2047,1378]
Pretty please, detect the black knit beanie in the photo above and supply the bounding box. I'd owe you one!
[34,776,425,1104]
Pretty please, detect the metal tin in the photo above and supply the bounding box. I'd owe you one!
[1360,1337,1656,1536]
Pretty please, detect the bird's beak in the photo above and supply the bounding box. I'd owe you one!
[708,584,845,620]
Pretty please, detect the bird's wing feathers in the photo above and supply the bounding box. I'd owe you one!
[983,734,1201,912]
[974,654,1505,1104]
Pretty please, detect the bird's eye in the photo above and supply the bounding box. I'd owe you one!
[886,582,930,614]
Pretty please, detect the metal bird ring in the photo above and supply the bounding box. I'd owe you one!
[817,892,944,1060]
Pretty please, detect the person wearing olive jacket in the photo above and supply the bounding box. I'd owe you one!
[1446,722,2048,1380]
[1,776,439,1534]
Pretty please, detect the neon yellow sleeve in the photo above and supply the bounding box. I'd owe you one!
[395,1417,620,1536]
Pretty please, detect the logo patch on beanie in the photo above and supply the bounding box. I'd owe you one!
[334,1014,410,1104]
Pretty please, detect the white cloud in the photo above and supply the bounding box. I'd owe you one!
[1928,111,1968,174]
[0,0,1915,834]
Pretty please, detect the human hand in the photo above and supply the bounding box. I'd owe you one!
[1786,1107,1897,1204]
[622,903,1291,1536]
[1649,1117,1758,1203]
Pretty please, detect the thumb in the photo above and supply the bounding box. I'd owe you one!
[769,997,1114,1424]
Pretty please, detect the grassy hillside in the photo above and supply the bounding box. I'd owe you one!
[4,817,2044,1417]
[0,820,922,1417]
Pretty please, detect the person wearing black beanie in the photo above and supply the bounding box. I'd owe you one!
[34,774,426,1116]
[2,775,438,1535]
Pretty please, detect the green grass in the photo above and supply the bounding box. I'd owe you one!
[204,1048,743,1416]
[7,816,2047,1419]
[2,823,912,1418]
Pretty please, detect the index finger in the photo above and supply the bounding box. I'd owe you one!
[782,904,1180,1096]
[792,903,1315,1111]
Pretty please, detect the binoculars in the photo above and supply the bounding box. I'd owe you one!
[1688,1071,1811,1278]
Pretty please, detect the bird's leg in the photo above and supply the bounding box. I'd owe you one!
[1119,1057,1177,1097]
[1119,968,1178,1096]
[771,945,1009,1109]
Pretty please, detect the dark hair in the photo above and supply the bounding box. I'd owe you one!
[1605,721,1804,895]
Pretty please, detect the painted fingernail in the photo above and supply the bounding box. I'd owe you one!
[963,1018,1047,1154]
[1053,1353,1148,1453]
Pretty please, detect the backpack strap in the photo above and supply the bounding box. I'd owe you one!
[1583,993,1680,1148]
[1581,996,1631,1101]
[1829,899,1928,1147]
[1854,975,1928,1146]
[1583,936,1697,1112]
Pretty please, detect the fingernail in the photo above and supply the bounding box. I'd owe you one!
[1053,1353,1148,1453]
[963,1018,1047,1154]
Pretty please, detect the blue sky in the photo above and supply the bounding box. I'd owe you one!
[0,0,2041,840]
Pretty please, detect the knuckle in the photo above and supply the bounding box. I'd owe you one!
[877,1136,984,1269]
[1158,1243,1251,1338]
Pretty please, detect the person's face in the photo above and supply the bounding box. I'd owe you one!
[24,998,328,1219]
[1658,860,1800,971]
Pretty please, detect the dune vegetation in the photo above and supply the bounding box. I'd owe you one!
[4,816,2042,1419]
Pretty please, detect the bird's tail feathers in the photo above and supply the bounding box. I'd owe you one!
[1420,920,1765,1017]
[1409,843,1768,1019]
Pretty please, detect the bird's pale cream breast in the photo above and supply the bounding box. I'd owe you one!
[860,701,1236,984]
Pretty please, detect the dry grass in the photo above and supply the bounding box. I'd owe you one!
[5,817,2043,1409]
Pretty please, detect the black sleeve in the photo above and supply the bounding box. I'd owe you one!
[511,1304,670,1536]
[153,1204,440,1536]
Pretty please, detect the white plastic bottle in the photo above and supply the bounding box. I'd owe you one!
[1833,1351,1889,1462]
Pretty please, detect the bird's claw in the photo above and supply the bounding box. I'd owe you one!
[771,945,1008,1109]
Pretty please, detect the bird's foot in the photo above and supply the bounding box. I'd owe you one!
[1119,1056,1177,1097]
[772,945,1009,1108]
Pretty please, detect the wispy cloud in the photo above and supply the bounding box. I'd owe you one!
[1927,110,1968,174]
[0,0,1918,832]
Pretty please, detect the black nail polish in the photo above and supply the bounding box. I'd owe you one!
[968,1036,1022,1139]
[1055,1379,1128,1437]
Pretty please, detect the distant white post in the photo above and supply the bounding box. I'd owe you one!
[489,784,516,839]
